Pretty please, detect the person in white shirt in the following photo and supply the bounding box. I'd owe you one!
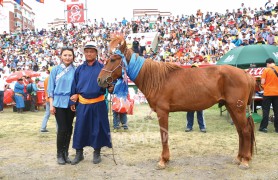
[139,35,147,56]
[41,58,48,67]
[225,38,236,51]
[126,36,133,49]
[3,65,10,76]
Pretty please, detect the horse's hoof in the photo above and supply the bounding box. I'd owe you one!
[232,158,241,165]
[239,163,250,170]
[156,161,166,169]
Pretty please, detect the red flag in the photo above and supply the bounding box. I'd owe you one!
[0,0,3,6]
[67,3,84,23]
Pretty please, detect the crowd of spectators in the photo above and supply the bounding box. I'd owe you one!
[1,1,278,78]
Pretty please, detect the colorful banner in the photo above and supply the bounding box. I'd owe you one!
[36,0,44,3]
[246,67,265,77]
[67,3,84,23]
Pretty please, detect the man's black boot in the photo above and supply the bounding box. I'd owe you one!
[71,149,84,165]
[93,148,101,164]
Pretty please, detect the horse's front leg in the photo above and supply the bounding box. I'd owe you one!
[156,110,169,169]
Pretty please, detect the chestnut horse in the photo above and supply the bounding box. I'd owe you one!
[97,36,256,169]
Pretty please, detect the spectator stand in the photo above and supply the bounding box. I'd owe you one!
[1,1,278,115]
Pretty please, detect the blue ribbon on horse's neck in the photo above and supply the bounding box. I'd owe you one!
[113,50,145,99]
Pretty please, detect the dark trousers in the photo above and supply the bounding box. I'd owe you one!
[30,95,37,111]
[55,107,75,133]
[113,110,128,129]
[55,107,75,155]
[259,96,278,131]
[252,100,262,113]
[140,46,146,56]
[133,47,139,54]
[186,111,206,130]
[0,91,4,111]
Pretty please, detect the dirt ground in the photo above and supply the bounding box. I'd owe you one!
[1,105,278,180]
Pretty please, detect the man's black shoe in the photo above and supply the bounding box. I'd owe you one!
[93,149,101,164]
[259,128,268,133]
[40,129,49,133]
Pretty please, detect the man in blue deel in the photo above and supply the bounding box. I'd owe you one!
[70,42,112,165]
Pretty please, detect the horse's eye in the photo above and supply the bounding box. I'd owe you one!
[110,59,115,62]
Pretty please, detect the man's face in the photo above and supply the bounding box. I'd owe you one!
[84,48,97,61]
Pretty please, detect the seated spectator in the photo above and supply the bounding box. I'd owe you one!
[241,38,249,46]
[256,36,266,44]
[266,32,275,45]
[193,51,204,64]
[232,35,243,46]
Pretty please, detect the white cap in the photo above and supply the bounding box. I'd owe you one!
[83,42,98,52]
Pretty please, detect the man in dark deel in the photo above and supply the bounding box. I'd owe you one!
[70,42,112,165]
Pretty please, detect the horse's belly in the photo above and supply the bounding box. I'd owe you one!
[168,97,218,112]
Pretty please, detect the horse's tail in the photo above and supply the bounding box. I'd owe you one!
[246,72,256,156]
[247,115,256,156]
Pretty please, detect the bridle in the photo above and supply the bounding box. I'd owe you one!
[101,54,124,84]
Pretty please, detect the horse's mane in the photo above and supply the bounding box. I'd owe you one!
[109,35,182,98]
[139,59,182,98]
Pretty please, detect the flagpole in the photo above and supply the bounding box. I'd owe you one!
[64,0,67,27]
[85,0,87,25]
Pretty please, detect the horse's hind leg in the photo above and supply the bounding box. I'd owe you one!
[227,105,252,169]
[156,109,170,169]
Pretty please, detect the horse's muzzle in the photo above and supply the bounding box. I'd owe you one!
[97,77,107,88]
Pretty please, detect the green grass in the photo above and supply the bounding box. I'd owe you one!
[1,104,278,179]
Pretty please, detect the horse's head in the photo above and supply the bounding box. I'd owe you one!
[97,53,124,88]
[97,36,129,88]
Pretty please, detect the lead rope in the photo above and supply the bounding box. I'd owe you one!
[109,93,117,165]
[111,138,117,165]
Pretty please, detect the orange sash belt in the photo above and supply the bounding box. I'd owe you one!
[78,94,105,104]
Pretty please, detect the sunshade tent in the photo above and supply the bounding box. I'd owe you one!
[216,44,278,69]
[6,70,40,83]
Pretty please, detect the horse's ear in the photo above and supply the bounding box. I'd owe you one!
[109,36,126,54]
[120,39,125,46]
[119,38,126,53]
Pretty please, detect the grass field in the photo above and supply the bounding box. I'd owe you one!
[0,104,278,179]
